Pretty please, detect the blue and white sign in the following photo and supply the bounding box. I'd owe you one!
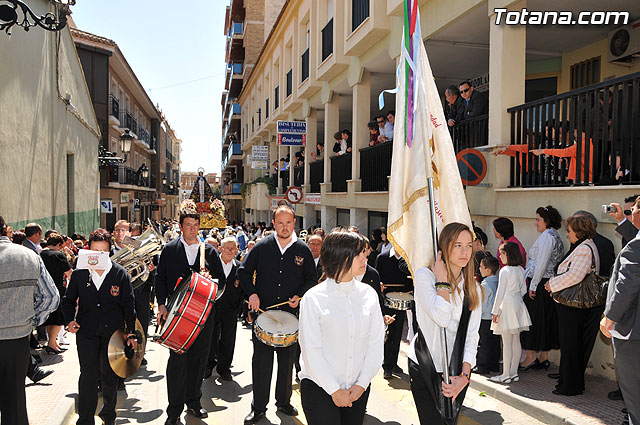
[277,120,306,134]
[100,199,113,214]
[277,120,307,146]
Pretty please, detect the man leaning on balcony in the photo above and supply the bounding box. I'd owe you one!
[459,81,488,120]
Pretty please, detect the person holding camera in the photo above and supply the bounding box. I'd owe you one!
[606,195,640,248]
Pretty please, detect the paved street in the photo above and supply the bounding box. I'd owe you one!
[56,321,548,425]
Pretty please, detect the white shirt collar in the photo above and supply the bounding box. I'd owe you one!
[314,257,320,266]
[27,238,42,252]
[327,277,356,295]
[91,259,113,291]
[275,231,298,255]
[180,236,200,266]
[389,245,401,259]
[220,254,234,278]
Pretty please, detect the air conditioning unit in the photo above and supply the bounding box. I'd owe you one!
[608,19,640,63]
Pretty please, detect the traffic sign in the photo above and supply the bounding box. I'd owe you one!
[285,186,303,204]
[100,199,113,214]
[134,198,141,211]
[456,148,487,186]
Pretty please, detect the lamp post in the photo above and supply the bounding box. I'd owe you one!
[0,0,75,35]
[120,129,133,162]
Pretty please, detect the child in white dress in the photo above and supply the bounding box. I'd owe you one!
[490,242,532,383]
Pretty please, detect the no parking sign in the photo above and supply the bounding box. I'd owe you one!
[456,148,487,186]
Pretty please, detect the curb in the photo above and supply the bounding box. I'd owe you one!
[42,397,75,425]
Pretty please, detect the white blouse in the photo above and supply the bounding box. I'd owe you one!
[408,268,482,373]
[298,278,385,395]
[491,266,527,315]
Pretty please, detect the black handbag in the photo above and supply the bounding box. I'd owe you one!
[552,244,607,309]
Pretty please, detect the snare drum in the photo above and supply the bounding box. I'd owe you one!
[156,272,219,354]
[384,291,414,311]
[253,310,299,347]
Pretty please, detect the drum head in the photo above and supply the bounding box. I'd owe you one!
[255,311,298,335]
[386,291,414,301]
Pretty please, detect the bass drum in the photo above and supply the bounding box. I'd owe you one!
[155,272,219,354]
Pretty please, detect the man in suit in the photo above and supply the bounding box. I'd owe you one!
[155,207,225,424]
[205,237,242,381]
[459,80,488,120]
[307,234,323,279]
[375,245,413,379]
[608,195,640,248]
[22,223,43,254]
[601,196,640,425]
[445,86,465,128]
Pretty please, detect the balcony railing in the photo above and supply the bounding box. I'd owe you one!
[166,150,174,163]
[286,69,293,98]
[139,125,150,147]
[451,114,488,153]
[352,0,369,31]
[330,153,351,192]
[109,94,119,118]
[107,165,150,187]
[360,141,392,191]
[309,160,323,193]
[230,22,243,36]
[321,18,333,62]
[301,48,309,82]
[294,165,304,187]
[231,102,241,115]
[232,62,243,74]
[507,71,640,187]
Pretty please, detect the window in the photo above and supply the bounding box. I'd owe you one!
[274,86,280,109]
[286,69,293,97]
[352,0,370,31]
[321,19,333,62]
[265,98,269,119]
[570,57,600,90]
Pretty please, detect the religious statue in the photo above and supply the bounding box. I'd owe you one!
[188,167,226,229]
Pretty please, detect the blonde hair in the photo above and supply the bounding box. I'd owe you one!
[438,222,483,311]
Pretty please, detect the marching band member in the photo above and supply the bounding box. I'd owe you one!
[155,202,224,424]
[205,236,242,381]
[408,222,483,425]
[238,205,317,424]
[61,229,136,425]
[298,229,385,425]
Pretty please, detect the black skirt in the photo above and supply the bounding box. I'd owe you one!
[43,285,66,326]
[521,278,560,351]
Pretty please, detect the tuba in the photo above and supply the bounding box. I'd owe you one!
[111,226,165,286]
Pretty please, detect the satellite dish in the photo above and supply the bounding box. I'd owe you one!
[610,29,630,58]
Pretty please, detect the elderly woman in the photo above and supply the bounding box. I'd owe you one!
[520,206,564,371]
[545,215,604,396]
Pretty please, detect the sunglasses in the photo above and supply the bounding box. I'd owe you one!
[460,88,470,94]
[377,120,384,124]
[624,210,632,216]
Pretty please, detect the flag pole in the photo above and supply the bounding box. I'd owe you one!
[427,177,453,417]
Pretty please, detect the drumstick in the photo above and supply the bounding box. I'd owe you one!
[243,300,282,324]
[383,284,406,287]
[265,299,300,310]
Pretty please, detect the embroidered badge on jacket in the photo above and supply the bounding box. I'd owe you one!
[110,285,120,296]
[294,256,304,266]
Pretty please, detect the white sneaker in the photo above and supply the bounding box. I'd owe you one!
[490,375,512,384]
[511,375,520,382]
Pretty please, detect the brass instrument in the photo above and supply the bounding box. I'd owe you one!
[110,226,165,285]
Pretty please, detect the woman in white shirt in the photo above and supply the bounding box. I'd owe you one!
[408,223,483,425]
[298,229,385,425]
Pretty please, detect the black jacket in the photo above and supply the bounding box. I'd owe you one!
[61,263,136,336]
[462,90,488,120]
[238,234,317,314]
[216,258,243,312]
[360,265,384,311]
[445,96,465,125]
[593,232,615,277]
[154,238,224,307]
[617,219,638,249]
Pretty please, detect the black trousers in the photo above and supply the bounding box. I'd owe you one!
[76,334,119,425]
[166,310,216,419]
[251,333,295,412]
[613,338,640,425]
[383,309,406,372]
[409,359,449,425]
[0,336,30,425]
[555,303,604,395]
[207,308,238,375]
[477,319,501,372]
[300,379,370,425]
[134,284,151,337]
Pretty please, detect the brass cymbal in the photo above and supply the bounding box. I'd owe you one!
[107,319,146,379]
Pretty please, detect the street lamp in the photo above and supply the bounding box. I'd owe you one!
[162,176,167,185]
[120,129,133,161]
[0,0,75,35]
[140,164,149,179]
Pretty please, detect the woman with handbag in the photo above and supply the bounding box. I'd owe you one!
[545,215,605,396]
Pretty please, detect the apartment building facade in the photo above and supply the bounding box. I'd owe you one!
[220,0,287,223]
[237,0,640,378]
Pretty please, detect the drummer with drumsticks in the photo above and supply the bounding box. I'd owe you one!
[375,243,414,379]
[238,204,317,424]
[60,229,137,425]
[154,201,224,425]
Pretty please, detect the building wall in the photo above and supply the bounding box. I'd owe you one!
[0,9,100,236]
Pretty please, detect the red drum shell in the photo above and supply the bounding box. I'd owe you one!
[156,272,218,354]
